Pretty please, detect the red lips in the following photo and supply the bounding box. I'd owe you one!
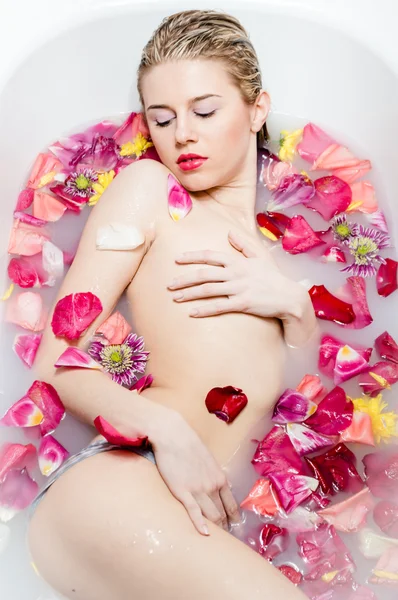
[177,153,207,164]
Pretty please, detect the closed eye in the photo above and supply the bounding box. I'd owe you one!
[155,111,216,128]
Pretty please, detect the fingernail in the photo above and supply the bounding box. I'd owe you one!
[168,279,177,288]
[175,254,184,261]
[172,292,183,300]
[202,525,210,535]
[190,309,198,317]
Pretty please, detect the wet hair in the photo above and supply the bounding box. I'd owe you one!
[137,9,269,148]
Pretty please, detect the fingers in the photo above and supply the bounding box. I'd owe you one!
[228,230,258,258]
[175,249,233,267]
[197,493,229,531]
[168,266,231,290]
[189,296,248,317]
[179,492,210,536]
[172,282,236,303]
[219,482,242,526]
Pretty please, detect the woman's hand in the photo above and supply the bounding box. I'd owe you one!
[150,409,242,536]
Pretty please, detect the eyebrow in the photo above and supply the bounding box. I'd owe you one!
[147,94,222,111]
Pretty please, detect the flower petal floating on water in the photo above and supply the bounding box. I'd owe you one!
[376,258,398,298]
[6,291,47,332]
[297,123,337,164]
[358,361,398,397]
[51,292,103,340]
[296,374,327,403]
[352,394,398,444]
[93,415,148,447]
[96,223,145,250]
[309,285,355,326]
[33,192,67,222]
[42,241,64,285]
[252,425,304,477]
[286,423,336,456]
[259,523,289,560]
[374,500,398,538]
[340,410,375,446]
[375,331,398,365]
[38,435,69,477]
[297,523,355,577]
[0,523,10,554]
[15,188,34,211]
[366,209,389,233]
[168,174,192,221]
[13,211,47,227]
[7,256,46,288]
[261,154,298,190]
[240,478,279,517]
[278,129,303,162]
[318,488,374,533]
[23,380,65,437]
[369,546,398,587]
[267,173,315,212]
[318,334,372,380]
[0,469,39,522]
[282,215,326,255]
[306,176,352,221]
[347,585,378,600]
[88,170,115,206]
[269,472,319,514]
[334,276,373,330]
[204,386,248,423]
[342,225,390,278]
[278,565,302,585]
[54,347,102,370]
[321,245,347,263]
[8,219,50,256]
[88,333,149,388]
[312,143,372,183]
[358,527,398,560]
[272,389,317,424]
[306,443,364,496]
[130,374,154,393]
[363,449,398,500]
[0,443,37,481]
[305,387,353,435]
[275,505,324,533]
[334,345,370,385]
[27,153,62,189]
[95,311,132,345]
[256,212,284,241]
[13,333,42,368]
[347,181,378,214]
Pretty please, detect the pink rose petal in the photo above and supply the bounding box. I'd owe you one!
[318,334,372,380]
[0,469,39,521]
[95,311,132,345]
[15,188,34,211]
[12,333,42,368]
[240,478,279,517]
[297,123,337,164]
[269,472,319,514]
[55,347,102,370]
[272,389,317,424]
[347,181,378,214]
[286,423,336,456]
[334,276,373,329]
[131,112,150,140]
[306,176,352,220]
[205,386,248,423]
[50,184,87,212]
[252,425,304,477]
[376,258,398,298]
[375,331,398,364]
[6,291,47,331]
[340,411,375,446]
[51,292,103,340]
[267,173,315,212]
[373,500,398,538]
[333,160,372,183]
[318,488,374,533]
[312,143,372,183]
[167,174,192,221]
[38,435,69,476]
[296,374,327,403]
[358,361,398,396]
[93,415,147,447]
[0,443,37,481]
[369,546,398,587]
[130,374,154,393]
[7,256,45,288]
[366,209,389,233]
[282,215,326,255]
[334,345,370,385]
[33,191,67,222]
[321,245,347,263]
[305,386,353,435]
[8,219,50,256]
[24,380,65,436]
[13,211,47,227]
[27,153,62,189]
[261,153,298,190]
[112,111,137,145]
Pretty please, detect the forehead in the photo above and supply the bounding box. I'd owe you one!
[141,59,236,106]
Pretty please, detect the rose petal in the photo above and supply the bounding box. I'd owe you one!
[321,246,347,263]
[49,184,87,211]
[309,285,355,325]
[363,449,398,500]
[38,435,69,477]
[93,415,147,447]
[278,565,303,585]
[296,523,354,572]
[12,333,42,368]
[369,546,398,586]
[358,527,398,559]
[27,153,62,189]
[333,160,372,183]
[286,423,336,456]
[129,374,154,393]
[306,176,352,221]
[275,506,324,532]
[347,181,378,214]
[376,258,398,298]
[240,478,279,516]
[205,386,248,423]
[0,523,10,554]
[305,443,364,495]
[6,291,47,331]
[340,411,375,446]
[251,425,304,477]
[333,345,370,384]
[261,153,298,190]
[373,500,398,539]
[55,347,102,370]
[282,215,326,255]
[318,488,374,533]
[7,256,44,288]
[318,334,372,380]
[297,123,337,164]
[366,210,389,233]
[0,470,39,522]
[95,311,132,345]
[96,223,145,250]
[375,331,398,365]
[13,211,47,227]
[8,219,50,256]
[112,111,137,145]
[15,188,34,211]
[51,292,103,340]
[168,174,192,221]
[0,443,37,481]
[33,192,67,222]
[305,387,353,435]
[272,389,317,424]
[334,276,373,330]
[358,361,398,396]
[267,173,315,212]
[258,523,289,560]
[347,585,377,600]
[269,472,319,513]
[24,380,65,436]
[312,143,372,183]
[296,374,327,403]
[256,212,284,241]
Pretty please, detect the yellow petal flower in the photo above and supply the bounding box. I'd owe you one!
[278,128,303,162]
[88,170,115,206]
[120,132,153,158]
[1,283,14,301]
[37,170,57,188]
[351,394,398,444]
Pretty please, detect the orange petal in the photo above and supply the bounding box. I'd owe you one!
[8,219,50,256]
[340,410,375,446]
[318,488,374,532]
[33,192,67,222]
[95,311,132,344]
[6,291,47,331]
[347,181,378,214]
[240,478,279,516]
[27,153,62,189]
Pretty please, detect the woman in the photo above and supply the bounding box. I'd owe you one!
[27,9,316,600]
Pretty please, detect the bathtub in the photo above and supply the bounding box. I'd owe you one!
[1,0,398,598]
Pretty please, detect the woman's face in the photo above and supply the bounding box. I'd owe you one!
[141,59,268,192]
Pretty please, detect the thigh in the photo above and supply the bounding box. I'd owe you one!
[27,449,305,600]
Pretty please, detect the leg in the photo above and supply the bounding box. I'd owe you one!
[27,449,306,600]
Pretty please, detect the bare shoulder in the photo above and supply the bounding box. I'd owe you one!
[117,158,176,213]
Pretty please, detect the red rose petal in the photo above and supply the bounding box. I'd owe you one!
[205,386,248,423]
[376,258,398,297]
[306,443,364,496]
[278,565,302,585]
[252,425,304,477]
[375,331,398,364]
[51,292,103,340]
[305,387,353,435]
[358,361,398,396]
[282,215,326,255]
[258,523,289,560]
[309,285,355,325]
[306,175,352,220]
[93,415,148,447]
[334,276,373,330]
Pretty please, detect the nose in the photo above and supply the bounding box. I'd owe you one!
[174,115,198,145]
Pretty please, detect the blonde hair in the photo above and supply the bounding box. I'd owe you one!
[137,9,269,148]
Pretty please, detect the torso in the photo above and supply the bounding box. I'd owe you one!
[122,183,286,466]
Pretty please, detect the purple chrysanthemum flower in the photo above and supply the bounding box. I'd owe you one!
[88,333,149,387]
[331,215,359,245]
[64,168,98,198]
[341,224,390,277]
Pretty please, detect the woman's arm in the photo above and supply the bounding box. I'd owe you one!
[34,158,174,440]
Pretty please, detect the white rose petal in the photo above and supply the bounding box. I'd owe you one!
[42,241,64,284]
[96,223,145,251]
